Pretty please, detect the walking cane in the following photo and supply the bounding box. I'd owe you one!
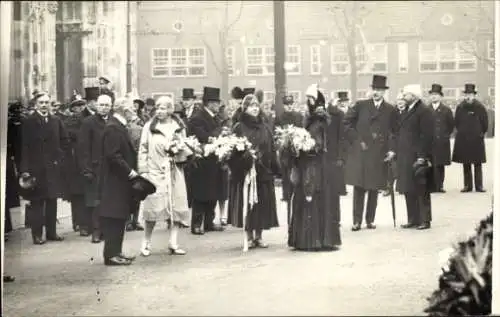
[387,160,396,228]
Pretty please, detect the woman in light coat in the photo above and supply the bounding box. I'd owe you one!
[138,96,190,256]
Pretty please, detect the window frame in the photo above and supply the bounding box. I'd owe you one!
[288,91,302,103]
[263,91,276,102]
[226,46,236,77]
[330,43,388,74]
[441,87,460,101]
[488,40,494,71]
[151,47,207,78]
[488,87,495,98]
[398,42,409,73]
[286,45,302,75]
[244,46,275,76]
[310,45,321,75]
[418,41,477,73]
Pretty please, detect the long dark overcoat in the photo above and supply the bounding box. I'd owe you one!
[343,99,398,190]
[6,118,22,208]
[187,108,224,202]
[452,100,488,164]
[430,103,454,166]
[395,100,436,194]
[19,112,69,200]
[326,106,348,195]
[78,114,107,206]
[60,114,85,198]
[98,117,137,220]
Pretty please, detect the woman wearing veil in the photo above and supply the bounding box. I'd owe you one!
[288,84,342,251]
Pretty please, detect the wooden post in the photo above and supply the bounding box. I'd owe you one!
[273,0,286,117]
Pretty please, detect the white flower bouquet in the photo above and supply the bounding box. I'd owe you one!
[204,134,256,163]
[275,125,316,157]
[165,135,203,163]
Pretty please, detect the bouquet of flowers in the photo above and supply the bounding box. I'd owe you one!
[203,134,256,163]
[165,135,203,163]
[424,212,493,316]
[275,125,316,157]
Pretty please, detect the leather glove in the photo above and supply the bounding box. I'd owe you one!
[360,141,368,151]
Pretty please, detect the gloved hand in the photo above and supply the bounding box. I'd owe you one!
[335,159,344,167]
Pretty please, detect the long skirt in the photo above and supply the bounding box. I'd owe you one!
[218,168,229,201]
[288,189,341,251]
[227,178,279,231]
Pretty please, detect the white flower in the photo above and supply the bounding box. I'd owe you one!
[438,247,455,272]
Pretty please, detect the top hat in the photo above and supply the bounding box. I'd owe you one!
[145,97,156,106]
[202,87,221,102]
[337,91,349,101]
[130,175,157,201]
[98,76,111,84]
[231,86,245,100]
[463,83,477,94]
[243,88,256,96]
[371,75,389,89]
[84,87,100,102]
[182,88,196,100]
[283,95,294,105]
[428,84,443,96]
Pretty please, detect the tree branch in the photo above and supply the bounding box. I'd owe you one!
[227,1,243,31]
[198,14,222,74]
[458,42,495,69]
[327,6,348,40]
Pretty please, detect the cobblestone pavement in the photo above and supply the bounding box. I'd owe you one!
[3,141,494,316]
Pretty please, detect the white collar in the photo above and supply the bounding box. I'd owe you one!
[204,107,215,117]
[373,99,383,107]
[37,111,49,118]
[87,107,95,115]
[113,113,127,126]
[432,102,440,109]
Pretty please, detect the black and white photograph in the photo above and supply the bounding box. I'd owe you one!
[0,1,498,316]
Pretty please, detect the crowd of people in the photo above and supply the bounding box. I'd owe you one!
[3,73,491,273]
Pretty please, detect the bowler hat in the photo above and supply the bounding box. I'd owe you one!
[202,87,221,102]
[182,88,196,100]
[84,87,100,102]
[463,83,477,94]
[429,84,443,96]
[243,88,255,96]
[231,86,245,100]
[130,175,157,201]
[337,91,349,101]
[371,75,389,89]
[283,95,294,105]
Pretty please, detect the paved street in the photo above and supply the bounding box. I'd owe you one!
[3,140,494,316]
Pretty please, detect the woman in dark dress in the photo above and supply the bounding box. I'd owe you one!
[288,85,342,251]
[216,104,231,226]
[227,94,280,248]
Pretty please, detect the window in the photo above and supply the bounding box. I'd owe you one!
[152,92,175,101]
[419,42,477,72]
[331,43,388,74]
[245,46,274,75]
[488,40,494,71]
[245,45,301,75]
[398,42,409,72]
[330,90,352,101]
[356,89,369,100]
[263,91,275,102]
[310,45,321,75]
[13,2,21,21]
[287,45,301,75]
[288,91,302,103]
[151,48,206,78]
[442,88,459,101]
[63,2,82,21]
[226,47,235,76]
[488,87,495,98]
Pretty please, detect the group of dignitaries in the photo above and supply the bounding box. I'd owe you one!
[4,73,490,268]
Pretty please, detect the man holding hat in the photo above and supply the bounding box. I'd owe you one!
[452,83,489,193]
[396,84,435,230]
[428,84,455,193]
[187,86,227,234]
[343,75,398,232]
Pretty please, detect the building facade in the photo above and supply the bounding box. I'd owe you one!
[9,1,137,103]
[136,1,494,106]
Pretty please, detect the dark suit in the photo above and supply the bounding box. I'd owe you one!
[98,116,137,260]
[19,112,69,240]
[430,102,454,191]
[187,107,223,231]
[395,100,435,226]
[78,114,108,236]
[343,99,398,225]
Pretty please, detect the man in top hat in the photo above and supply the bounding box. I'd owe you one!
[396,84,435,230]
[452,83,489,193]
[181,88,200,123]
[335,91,350,113]
[98,76,115,105]
[428,84,455,193]
[77,94,112,242]
[82,87,100,119]
[19,91,69,244]
[230,86,245,126]
[343,75,399,232]
[187,86,227,234]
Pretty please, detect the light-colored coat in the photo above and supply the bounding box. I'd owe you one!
[138,118,190,225]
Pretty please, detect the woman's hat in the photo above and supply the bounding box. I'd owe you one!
[242,88,255,97]
[429,84,443,96]
[231,86,245,100]
[98,76,111,84]
[133,98,145,108]
[402,84,422,99]
[463,83,477,94]
[241,94,260,111]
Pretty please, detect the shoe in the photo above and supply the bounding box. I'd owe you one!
[248,240,257,249]
[119,253,136,261]
[460,188,472,193]
[125,223,135,232]
[206,225,225,232]
[254,239,269,248]
[437,188,446,193]
[73,224,79,232]
[417,222,431,230]
[168,246,187,255]
[3,275,15,283]
[366,223,376,229]
[47,235,64,242]
[178,222,189,228]
[104,256,132,266]
[4,234,9,242]
[221,219,228,226]
[91,233,101,244]
[191,227,204,235]
[351,223,361,231]
[33,237,46,245]
[79,229,90,237]
[140,241,152,257]
[476,188,486,193]
[134,223,144,231]
[400,223,417,229]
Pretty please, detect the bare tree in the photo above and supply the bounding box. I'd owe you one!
[198,1,244,102]
[327,2,373,100]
